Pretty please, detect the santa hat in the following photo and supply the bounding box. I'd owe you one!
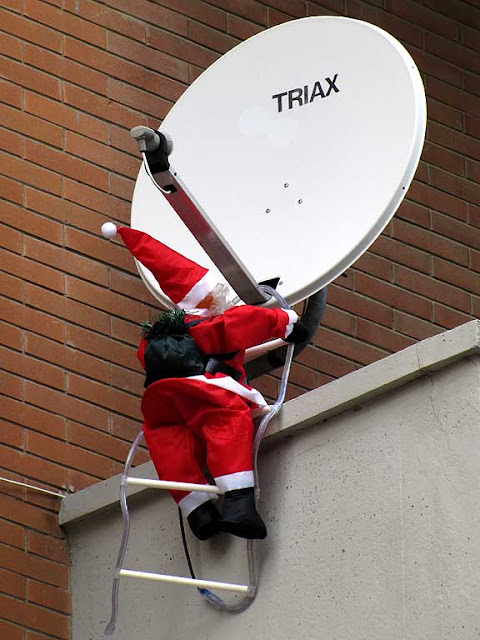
[101,222,216,309]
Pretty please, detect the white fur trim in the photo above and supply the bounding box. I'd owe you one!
[178,271,217,310]
[101,222,117,239]
[283,309,299,339]
[187,375,268,409]
[178,490,217,517]
[214,471,254,493]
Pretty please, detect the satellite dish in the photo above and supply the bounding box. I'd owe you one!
[131,16,426,308]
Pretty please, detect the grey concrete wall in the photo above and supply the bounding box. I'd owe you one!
[62,321,480,639]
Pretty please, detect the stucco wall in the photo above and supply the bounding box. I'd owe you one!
[62,322,480,639]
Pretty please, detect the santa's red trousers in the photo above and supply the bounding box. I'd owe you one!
[142,378,254,509]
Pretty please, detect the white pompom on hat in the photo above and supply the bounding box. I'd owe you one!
[101,222,118,239]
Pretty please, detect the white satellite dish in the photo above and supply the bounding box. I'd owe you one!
[131,16,426,308]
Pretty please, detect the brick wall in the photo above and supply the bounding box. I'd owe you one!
[0,1,478,638]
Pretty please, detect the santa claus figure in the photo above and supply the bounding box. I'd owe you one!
[102,223,307,541]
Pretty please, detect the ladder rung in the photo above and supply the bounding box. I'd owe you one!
[126,478,221,493]
[119,569,249,593]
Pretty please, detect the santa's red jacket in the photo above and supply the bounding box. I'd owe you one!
[137,304,298,516]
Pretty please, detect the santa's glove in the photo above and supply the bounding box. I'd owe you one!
[284,320,309,344]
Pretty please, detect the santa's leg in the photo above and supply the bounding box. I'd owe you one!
[143,423,220,540]
[193,391,267,540]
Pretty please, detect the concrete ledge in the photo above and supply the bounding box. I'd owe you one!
[59,320,480,527]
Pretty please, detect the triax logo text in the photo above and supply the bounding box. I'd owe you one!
[272,74,340,112]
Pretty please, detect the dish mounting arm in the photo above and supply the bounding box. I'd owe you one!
[130,126,270,306]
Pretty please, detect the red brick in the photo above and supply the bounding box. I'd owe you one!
[321,304,355,335]
[110,364,143,395]
[64,130,138,179]
[427,76,480,120]
[158,0,228,29]
[24,237,109,286]
[0,323,22,352]
[109,269,157,304]
[0,592,69,638]
[422,141,465,176]
[465,72,480,99]
[285,383,308,402]
[0,446,68,491]
[394,311,442,341]
[111,317,144,347]
[0,619,23,640]
[426,31,480,76]
[0,494,62,538]
[427,99,465,133]
[408,181,467,221]
[0,272,23,302]
[284,362,318,390]
[24,138,108,191]
[25,380,110,432]
[0,345,64,391]
[433,303,473,330]
[27,530,69,565]
[63,0,145,40]
[461,24,480,53]
[66,468,102,491]
[327,285,393,327]
[64,82,149,129]
[1,298,65,343]
[1,128,22,156]
[0,567,25,599]
[356,271,432,320]
[1,395,66,440]
[314,326,387,366]
[65,276,148,324]
[227,14,264,39]
[25,333,111,385]
[466,159,480,184]
[211,0,266,23]
[27,580,71,615]
[188,20,239,54]
[107,30,189,82]
[66,324,138,370]
[0,175,22,205]
[0,420,23,449]
[297,344,357,378]
[307,0,344,15]
[252,374,277,401]
[393,219,469,266]
[394,265,471,312]
[3,250,64,293]
[433,257,480,295]
[24,91,108,142]
[0,151,62,196]
[0,368,23,400]
[65,37,186,104]
[428,121,480,162]
[395,196,431,229]
[109,414,142,442]
[423,0,479,29]
[1,7,63,52]
[146,25,219,69]
[67,374,141,419]
[471,296,480,317]
[0,57,61,100]
[347,0,422,47]
[25,0,106,46]
[385,0,459,40]
[26,431,111,479]
[108,78,173,121]
[101,0,188,36]
[26,284,111,335]
[68,422,130,463]
[0,516,24,550]
[432,212,480,251]
[355,317,415,353]
[108,172,135,202]
[62,179,131,224]
[267,8,292,26]
[3,201,63,245]
[354,251,392,281]
[430,167,480,206]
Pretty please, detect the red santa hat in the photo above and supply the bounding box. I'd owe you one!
[101,222,217,309]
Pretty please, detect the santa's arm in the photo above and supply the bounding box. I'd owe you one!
[189,305,307,354]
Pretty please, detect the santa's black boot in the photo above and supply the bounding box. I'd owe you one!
[218,488,267,539]
[187,501,220,541]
